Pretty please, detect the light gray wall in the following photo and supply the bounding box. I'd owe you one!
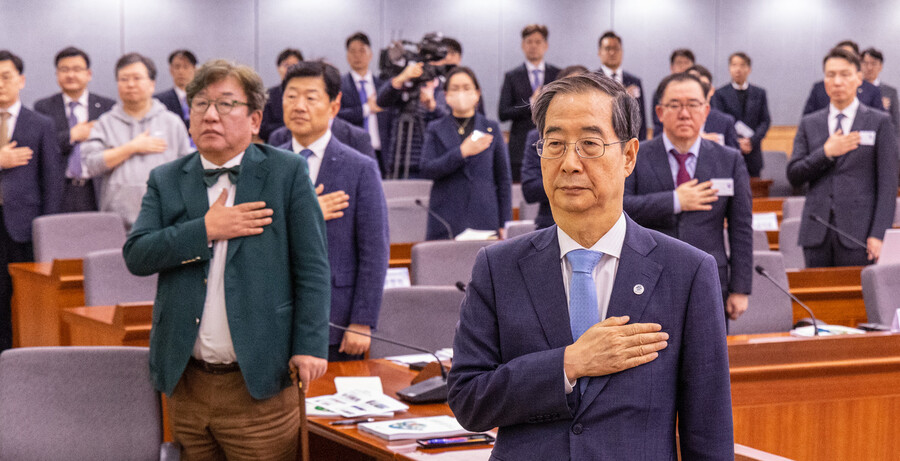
[4,0,900,126]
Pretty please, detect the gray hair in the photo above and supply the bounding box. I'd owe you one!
[531,72,641,141]
[186,59,268,113]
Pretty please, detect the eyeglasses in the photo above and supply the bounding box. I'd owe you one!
[190,98,250,115]
[660,100,706,112]
[57,67,87,74]
[534,137,627,159]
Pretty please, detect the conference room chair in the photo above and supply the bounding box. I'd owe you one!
[32,212,127,263]
[369,286,465,359]
[760,150,792,196]
[386,197,429,243]
[0,346,178,461]
[504,220,537,239]
[518,198,540,221]
[880,230,900,266]
[83,249,157,306]
[778,217,805,270]
[895,197,900,226]
[381,179,432,200]
[861,262,900,328]
[781,196,806,221]
[410,240,495,285]
[729,251,794,335]
[724,229,770,257]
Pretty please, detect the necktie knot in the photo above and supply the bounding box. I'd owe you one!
[835,113,846,133]
[299,149,314,160]
[567,249,603,274]
[203,165,241,187]
[68,101,80,110]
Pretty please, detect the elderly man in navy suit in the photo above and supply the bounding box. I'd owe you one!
[789,48,899,267]
[711,52,771,177]
[0,50,64,350]
[449,72,733,459]
[625,72,753,322]
[279,61,388,361]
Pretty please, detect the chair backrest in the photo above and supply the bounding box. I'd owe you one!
[752,229,771,252]
[32,212,127,263]
[861,263,900,326]
[879,229,900,266]
[729,251,794,335]
[381,179,433,200]
[510,183,524,213]
[518,199,540,221]
[778,217,805,270]
[83,249,157,306]
[781,196,806,221]
[760,151,791,196]
[386,197,429,243]
[410,240,495,285]
[505,220,537,240]
[0,346,162,461]
[895,197,900,226]
[370,287,465,359]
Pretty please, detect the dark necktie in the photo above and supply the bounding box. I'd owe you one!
[834,113,846,134]
[669,149,692,186]
[358,80,369,130]
[66,101,83,178]
[299,149,314,160]
[203,165,241,187]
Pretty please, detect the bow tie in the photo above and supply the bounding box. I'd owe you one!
[203,165,241,187]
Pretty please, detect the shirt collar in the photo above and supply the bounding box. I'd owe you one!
[524,61,545,73]
[174,87,187,101]
[200,151,244,169]
[872,79,881,87]
[351,70,372,83]
[62,91,89,108]
[731,81,749,91]
[600,64,621,77]
[291,129,332,159]
[661,131,702,156]
[1,100,21,118]
[557,213,626,261]
[829,97,860,120]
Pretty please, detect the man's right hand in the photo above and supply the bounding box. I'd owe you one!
[0,141,33,169]
[315,184,349,221]
[675,179,718,211]
[69,121,95,144]
[823,129,860,158]
[127,130,168,155]
[204,189,273,242]
[563,316,668,382]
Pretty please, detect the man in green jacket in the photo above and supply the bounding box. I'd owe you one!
[124,59,330,460]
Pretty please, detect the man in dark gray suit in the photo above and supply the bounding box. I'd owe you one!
[861,47,900,135]
[788,48,899,267]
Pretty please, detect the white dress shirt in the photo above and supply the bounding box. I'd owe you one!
[191,152,244,364]
[600,64,624,85]
[828,97,860,135]
[558,213,626,393]
[731,81,749,91]
[524,61,547,88]
[292,129,331,184]
[62,91,89,124]
[350,70,381,150]
[174,87,187,108]
[0,100,22,142]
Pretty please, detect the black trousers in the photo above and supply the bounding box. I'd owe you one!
[0,207,34,351]
[803,214,870,268]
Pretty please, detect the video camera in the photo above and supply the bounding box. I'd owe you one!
[378,32,449,88]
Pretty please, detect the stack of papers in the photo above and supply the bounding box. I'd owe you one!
[307,376,408,417]
[790,324,866,337]
[358,415,474,441]
[455,229,498,241]
[385,348,453,366]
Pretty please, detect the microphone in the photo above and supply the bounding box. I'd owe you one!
[754,265,820,336]
[329,322,449,403]
[414,199,454,240]
[455,281,466,292]
[808,214,868,249]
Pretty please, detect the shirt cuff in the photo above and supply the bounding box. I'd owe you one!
[563,366,576,394]
[673,191,682,214]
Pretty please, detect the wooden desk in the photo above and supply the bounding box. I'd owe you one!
[389,243,414,270]
[60,302,152,347]
[760,126,797,156]
[728,332,900,460]
[787,266,865,327]
[9,259,84,347]
[750,178,773,198]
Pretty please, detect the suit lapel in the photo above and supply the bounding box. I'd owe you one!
[11,108,32,141]
[316,138,341,189]
[518,227,572,351]
[514,64,532,98]
[226,144,269,262]
[344,73,361,105]
[576,218,662,418]
[179,154,210,221]
[49,94,68,128]
[646,139,676,190]
[693,140,716,182]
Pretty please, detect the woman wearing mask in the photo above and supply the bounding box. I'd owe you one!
[420,66,512,240]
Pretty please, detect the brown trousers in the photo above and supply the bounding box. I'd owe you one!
[168,361,299,461]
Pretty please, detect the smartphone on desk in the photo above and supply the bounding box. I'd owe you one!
[417,433,495,449]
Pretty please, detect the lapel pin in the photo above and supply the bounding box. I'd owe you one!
[487,127,493,133]
[633,284,644,295]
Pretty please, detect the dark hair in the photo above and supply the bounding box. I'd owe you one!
[115,52,156,80]
[521,24,548,41]
[598,31,622,48]
[532,72,641,141]
[862,47,884,63]
[0,50,24,74]
[443,66,481,91]
[187,59,267,113]
[559,65,590,79]
[729,51,751,67]
[55,47,90,68]
[835,40,860,55]
[276,48,304,66]
[670,48,695,65]
[686,64,712,95]
[655,72,706,103]
[345,32,371,49]
[823,47,861,71]
[281,60,342,101]
[168,49,197,66]
[442,37,462,56]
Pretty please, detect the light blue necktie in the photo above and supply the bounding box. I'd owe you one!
[66,101,82,179]
[568,249,603,342]
[358,80,369,131]
[299,149,314,160]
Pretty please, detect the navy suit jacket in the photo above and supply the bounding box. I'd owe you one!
[33,92,115,161]
[520,129,553,229]
[711,84,771,177]
[259,85,284,143]
[597,69,648,140]
[704,108,740,150]
[803,80,884,115]
[498,63,560,170]
[448,219,734,460]
[268,117,376,160]
[2,107,64,242]
[787,104,899,248]
[419,113,512,239]
[154,88,189,129]
[624,137,753,295]
[337,73,393,156]
[279,137,388,344]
